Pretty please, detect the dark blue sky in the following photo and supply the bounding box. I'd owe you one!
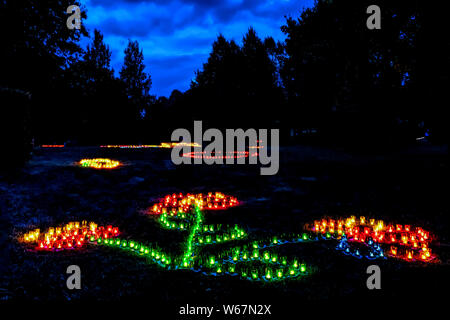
[81,0,313,97]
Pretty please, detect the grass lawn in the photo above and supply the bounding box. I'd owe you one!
[0,144,448,310]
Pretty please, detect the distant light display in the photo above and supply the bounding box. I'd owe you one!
[182,151,258,159]
[41,145,65,148]
[79,158,120,169]
[100,142,200,149]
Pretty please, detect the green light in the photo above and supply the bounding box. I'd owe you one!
[300,264,306,272]
[302,233,308,240]
[86,196,311,283]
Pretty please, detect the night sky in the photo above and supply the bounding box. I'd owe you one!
[81,0,314,97]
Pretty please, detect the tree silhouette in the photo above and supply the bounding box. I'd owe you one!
[120,40,152,122]
[67,29,126,144]
[190,29,283,128]
[0,0,87,162]
[279,0,442,146]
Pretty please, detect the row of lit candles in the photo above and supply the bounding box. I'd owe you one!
[181,151,258,159]
[150,192,239,214]
[22,221,119,250]
[100,142,201,149]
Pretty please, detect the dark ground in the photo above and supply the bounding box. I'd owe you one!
[0,144,448,313]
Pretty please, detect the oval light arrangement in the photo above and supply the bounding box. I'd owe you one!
[79,158,120,169]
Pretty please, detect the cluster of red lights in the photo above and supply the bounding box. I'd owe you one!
[41,145,65,148]
[22,221,119,250]
[149,192,239,215]
[182,151,258,159]
[310,216,436,262]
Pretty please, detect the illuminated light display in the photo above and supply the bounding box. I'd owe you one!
[20,193,309,282]
[100,142,201,149]
[92,202,309,282]
[149,192,239,215]
[79,158,120,169]
[182,151,258,159]
[21,221,119,250]
[309,216,437,262]
[249,140,264,149]
[336,234,385,260]
[20,197,439,284]
[41,145,65,148]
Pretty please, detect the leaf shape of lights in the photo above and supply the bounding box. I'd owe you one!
[309,216,437,262]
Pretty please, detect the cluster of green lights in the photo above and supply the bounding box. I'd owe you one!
[90,203,310,282]
[89,207,392,282]
[198,244,308,281]
[158,209,246,246]
[91,236,174,268]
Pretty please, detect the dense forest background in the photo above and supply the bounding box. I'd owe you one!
[0,0,448,168]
